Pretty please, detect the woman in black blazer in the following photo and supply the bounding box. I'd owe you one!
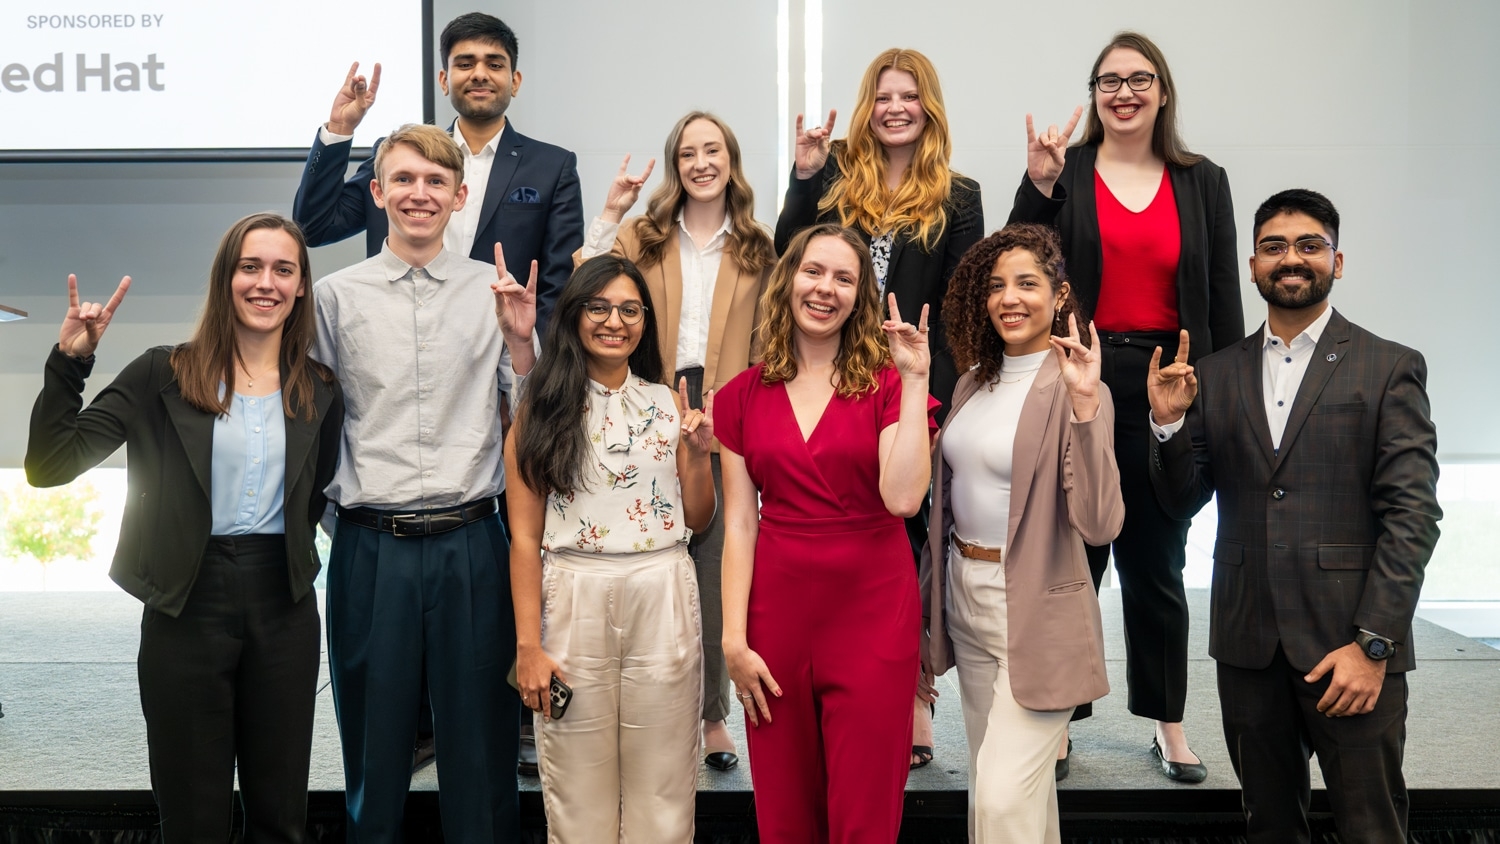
[1009,31,1243,783]
[25,213,343,842]
[775,47,982,771]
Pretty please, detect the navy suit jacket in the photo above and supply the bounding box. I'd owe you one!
[1149,310,1441,674]
[292,121,584,334]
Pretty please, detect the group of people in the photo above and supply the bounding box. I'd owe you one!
[23,10,1441,844]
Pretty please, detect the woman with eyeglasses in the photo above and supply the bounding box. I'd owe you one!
[1010,30,1243,783]
[505,254,717,842]
[576,112,775,773]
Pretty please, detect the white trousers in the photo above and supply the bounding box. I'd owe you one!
[946,544,1075,844]
[536,544,704,843]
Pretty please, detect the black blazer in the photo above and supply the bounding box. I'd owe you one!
[774,146,984,418]
[1008,144,1243,361]
[1149,310,1441,674]
[292,121,584,334]
[25,346,345,618]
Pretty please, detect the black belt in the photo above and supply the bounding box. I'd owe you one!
[336,497,499,537]
[1100,330,1179,346]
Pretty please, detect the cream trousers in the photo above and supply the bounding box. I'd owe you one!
[535,543,703,843]
[946,543,1074,844]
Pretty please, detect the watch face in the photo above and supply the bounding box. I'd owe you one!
[1367,638,1390,659]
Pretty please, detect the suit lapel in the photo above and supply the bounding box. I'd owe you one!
[160,380,214,502]
[1236,332,1277,467]
[702,256,743,387]
[470,122,523,256]
[1272,310,1350,474]
[282,372,334,507]
[1008,355,1062,548]
[660,238,684,375]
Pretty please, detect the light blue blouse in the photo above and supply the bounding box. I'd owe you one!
[210,390,287,535]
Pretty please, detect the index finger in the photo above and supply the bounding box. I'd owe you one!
[343,61,360,87]
[367,62,381,96]
[794,113,805,137]
[1061,105,1083,139]
[677,376,690,409]
[886,292,902,326]
[702,388,714,420]
[1175,329,1191,365]
[1025,113,1037,143]
[823,109,838,135]
[526,260,538,292]
[638,157,655,182]
[67,274,80,309]
[102,276,131,315]
[616,153,632,176]
[494,242,509,278]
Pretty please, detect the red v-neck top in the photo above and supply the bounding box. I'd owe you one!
[1093,167,1180,333]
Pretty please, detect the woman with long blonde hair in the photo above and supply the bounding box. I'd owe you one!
[576,111,774,772]
[775,46,981,769]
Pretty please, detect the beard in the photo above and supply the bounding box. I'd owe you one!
[1254,263,1335,310]
[449,84,510,122]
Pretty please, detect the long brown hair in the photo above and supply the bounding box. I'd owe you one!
[169,213,330,421]
[943,224,1090,386]
[821,48,955,250]
[1076,31,1203,168]
[631,112,773,275]
[756,224,889,397]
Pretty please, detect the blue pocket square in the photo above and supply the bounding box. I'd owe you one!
[508,187,541,204]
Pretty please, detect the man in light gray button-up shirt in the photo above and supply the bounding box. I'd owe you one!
[312,123,537,842]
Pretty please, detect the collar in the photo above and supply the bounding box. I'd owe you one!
[378,241,456,282]
[453,120,505,156]
[1262,304,1333,350]
[675,210,733,243]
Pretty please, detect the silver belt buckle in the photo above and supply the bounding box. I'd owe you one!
[390,514,423,537]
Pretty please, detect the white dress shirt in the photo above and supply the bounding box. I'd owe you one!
[1152,306,1334,454]
[582,212,732,370]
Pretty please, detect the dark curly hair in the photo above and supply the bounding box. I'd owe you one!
[942,223,1090,385]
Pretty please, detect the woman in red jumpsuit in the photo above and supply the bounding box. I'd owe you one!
[716,222,937,843]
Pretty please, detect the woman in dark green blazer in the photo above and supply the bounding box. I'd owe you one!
[25,212,343,843]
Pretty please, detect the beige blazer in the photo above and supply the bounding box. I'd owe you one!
[573,218,768,398]
[920,354,1125,711]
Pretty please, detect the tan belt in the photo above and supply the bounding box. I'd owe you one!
[950,533,1004,563]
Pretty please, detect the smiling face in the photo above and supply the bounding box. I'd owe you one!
[1093,47,1162,142]
[868,68,928,152]
[578,274,647,381]
[986,248,1068,356]
[676,118,730,206]
[789,235,862,344]
[439,38,520,123]
[231,228,305,338]
[1251,211,1342,311]
[371,143,468,252]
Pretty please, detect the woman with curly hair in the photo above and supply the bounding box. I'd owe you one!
[921,223,1123,842]
[717,223,937,842]
[576,111,774,771]
[776,45,982,769]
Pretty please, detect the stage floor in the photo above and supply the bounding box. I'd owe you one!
[3,588,1498,816]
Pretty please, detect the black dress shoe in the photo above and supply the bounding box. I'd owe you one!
[411,735,436,774]
[518,725,539,777]
[1151,736,1206,784]
[1055,738,1072,782]
[704,751,738,771]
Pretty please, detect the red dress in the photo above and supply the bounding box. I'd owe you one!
[715,363,932,844]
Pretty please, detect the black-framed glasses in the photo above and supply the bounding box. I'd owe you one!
[1091,72,1158,93]
[1254,238,1335,263]
[583,299,648,324]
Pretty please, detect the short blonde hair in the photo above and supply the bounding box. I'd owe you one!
[374,123,465,186]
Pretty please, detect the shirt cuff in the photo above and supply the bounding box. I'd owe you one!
[319,125,355,145]
[581,216,621,259]
[1150,412,1186,441]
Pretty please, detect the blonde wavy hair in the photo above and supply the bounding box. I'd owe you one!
[820,48,954,251]
[757,224,890,397]
[633,112,774,275]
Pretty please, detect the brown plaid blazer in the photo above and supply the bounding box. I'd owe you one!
[1149,309,1441,673]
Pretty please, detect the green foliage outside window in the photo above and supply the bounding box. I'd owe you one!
[0,481,102,566]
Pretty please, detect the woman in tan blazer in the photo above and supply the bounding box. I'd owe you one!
[576,111,774,770]
[920,224,1124,843]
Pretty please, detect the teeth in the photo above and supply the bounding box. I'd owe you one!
[693,176,714,183]
[807,303,834,313]
[1001,315,1026,324]
[407,210,433,218]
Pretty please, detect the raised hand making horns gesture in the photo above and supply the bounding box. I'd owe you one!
[59,274,131,360]
[1025,105,1083,198]
[793,110,838,180]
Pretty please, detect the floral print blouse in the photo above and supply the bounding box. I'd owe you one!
[542,372,690,554]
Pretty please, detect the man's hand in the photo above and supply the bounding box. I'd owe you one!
[1305,642,1388,717]
[328,61,381,136]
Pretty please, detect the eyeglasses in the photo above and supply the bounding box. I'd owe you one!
[582,299,647,325]
[1254,238,1335,263]
[1091,73,1158,93]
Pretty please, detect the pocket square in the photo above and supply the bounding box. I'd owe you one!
[508,186,541,204]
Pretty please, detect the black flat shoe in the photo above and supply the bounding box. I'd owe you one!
[1055,738,1072,782]
[704,751,739,771]
[1151,736,1206,784]
[518,726,539,777]
[411,735,436,774]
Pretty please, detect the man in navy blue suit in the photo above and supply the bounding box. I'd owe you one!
[293,12,583,335]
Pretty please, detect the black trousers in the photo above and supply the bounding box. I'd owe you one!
[1219,646,1409,843]
[1079,332,1192,723]
[137,535,320,843]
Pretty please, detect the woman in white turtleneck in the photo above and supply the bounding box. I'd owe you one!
[918,223,1124,843]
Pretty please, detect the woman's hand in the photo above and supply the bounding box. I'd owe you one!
[1025,106,1082,197]
[59,274,130,360]
[516,643,567,721]
[725,640,781,727]
[1050,314,1102,421]
[793,110,837,180]
[1147,329,1198,426]
[882,293,930,380]
[677,378,715,456]
[601,154,655,224]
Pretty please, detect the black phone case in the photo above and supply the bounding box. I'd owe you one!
[549,675,573,720]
